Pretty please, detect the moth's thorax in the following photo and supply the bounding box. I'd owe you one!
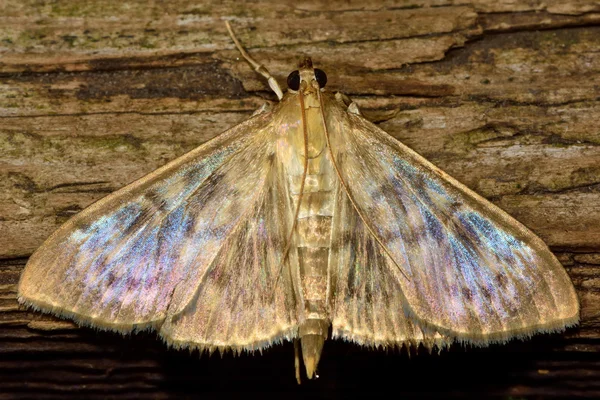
[275,92,337,227]
[276,90,333,174]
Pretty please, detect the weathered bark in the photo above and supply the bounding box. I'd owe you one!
[1,1,599,398]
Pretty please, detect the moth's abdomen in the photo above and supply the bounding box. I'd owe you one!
[288,152,335,378]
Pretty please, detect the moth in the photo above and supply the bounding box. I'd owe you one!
[18,23,579,383]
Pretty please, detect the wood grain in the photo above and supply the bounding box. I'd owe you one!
[1,1,599,398]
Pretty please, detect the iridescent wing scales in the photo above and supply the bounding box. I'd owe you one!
[326,101,579,345]
[160,162,301,351]
[18,107,301,347]
[329,182,448,349]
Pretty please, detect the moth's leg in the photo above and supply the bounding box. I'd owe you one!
[294,339,302,385]
[335,92,353,107]
[347,102,362,116]
[251,101,274,116]
[225,21,284,100]
[335,93,362,116]
[335,91,398,123]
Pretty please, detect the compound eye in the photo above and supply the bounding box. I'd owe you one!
[314,68,327,88]
[287,70,300,90]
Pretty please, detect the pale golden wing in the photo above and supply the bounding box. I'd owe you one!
[160,161,301,352]
[329,182,448,349]
[326,99,579,344]
[18,106,283,332]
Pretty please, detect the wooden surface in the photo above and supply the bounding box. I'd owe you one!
[1,1,600,398]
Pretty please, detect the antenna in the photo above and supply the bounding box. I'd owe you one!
[225,21,284,100]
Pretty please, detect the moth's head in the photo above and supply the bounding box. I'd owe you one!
[286,57,327,95]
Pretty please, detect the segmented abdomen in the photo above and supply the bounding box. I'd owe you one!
[288,153,335,338]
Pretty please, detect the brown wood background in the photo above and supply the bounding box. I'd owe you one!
[1,0,600,398]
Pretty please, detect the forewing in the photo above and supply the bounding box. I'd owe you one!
[18,108,280,331]
[160,162,301,352]
[326,101,579,343]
